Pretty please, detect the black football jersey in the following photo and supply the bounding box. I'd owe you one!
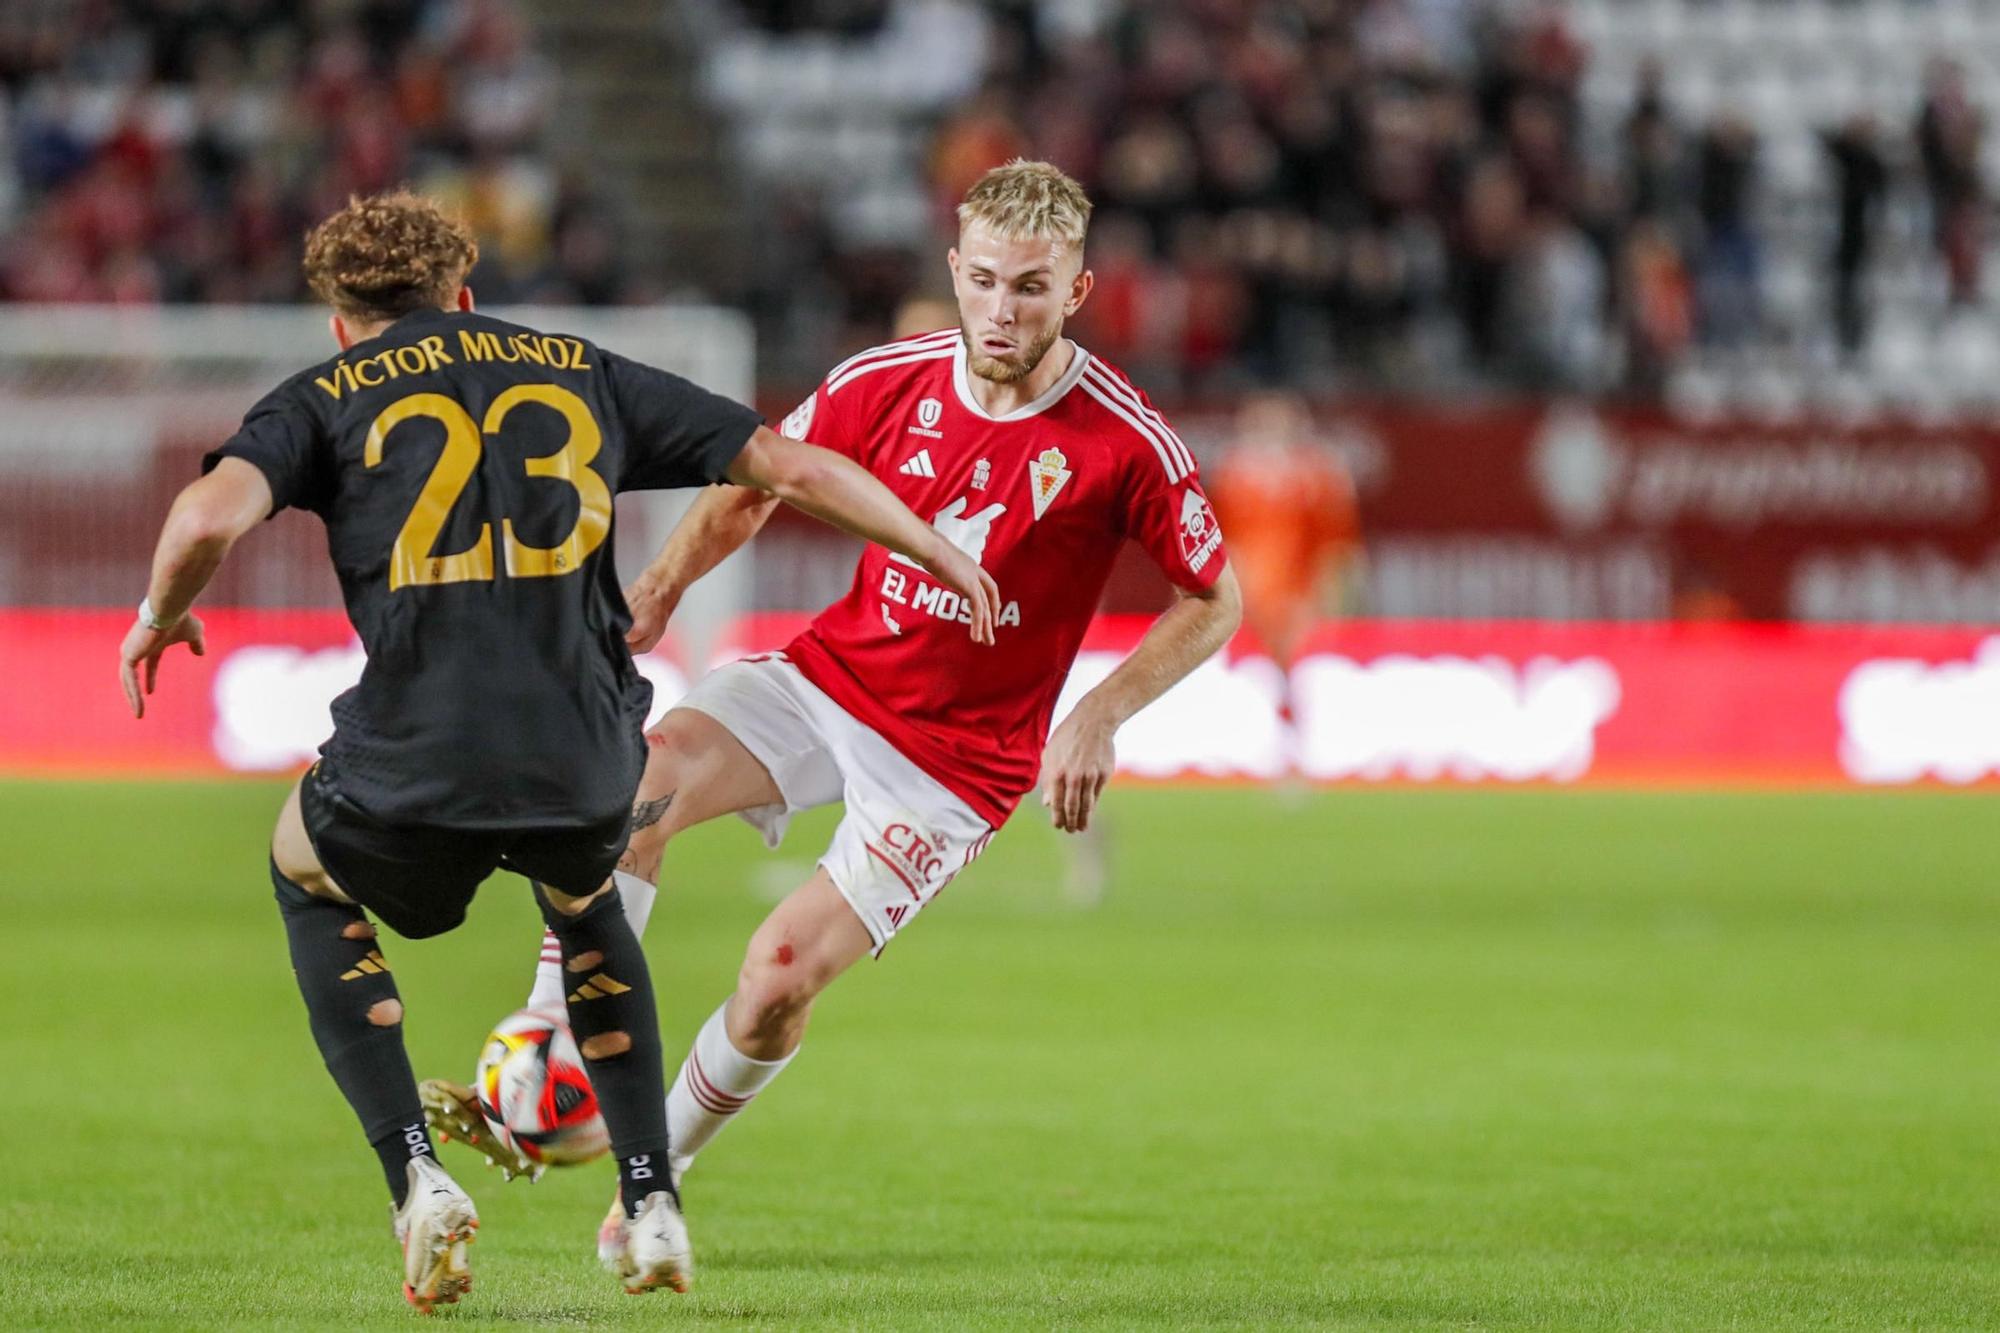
[204,308,759,829]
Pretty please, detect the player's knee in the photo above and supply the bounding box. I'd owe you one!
[271,857,349,914]
[648,709,709,763]
[538,880,611,919]
[736,955,818,1033]
[634,713,707,827]
[366,998,402,1027]
[285,865,342,902]
[580,1030,631,1060]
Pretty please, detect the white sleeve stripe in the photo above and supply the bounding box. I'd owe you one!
[1078,376,1186,482]
[827,330,960,383]
[1083,364,1195,475]
[827,347,955,396]
[828,329,957,379]
[1081,364,1194,477]
[1082,364,1195,475]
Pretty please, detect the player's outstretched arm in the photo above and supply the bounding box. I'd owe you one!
[725,426,1000,645]
[1040,561,1243,833]
[624,485,781,652]
[119,457,274,718]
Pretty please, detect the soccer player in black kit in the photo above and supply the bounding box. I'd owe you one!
[116,192,997,1309]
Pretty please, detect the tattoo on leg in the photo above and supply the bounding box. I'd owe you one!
[631,792,675,832]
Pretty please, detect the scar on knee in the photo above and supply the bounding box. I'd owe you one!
[340,921,376,941]
[367,998,403,1027]
[580,1031,630,1059]
[565,949,604,973]
[773,942,795,966]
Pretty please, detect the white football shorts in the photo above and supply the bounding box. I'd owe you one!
[670,654,994,953]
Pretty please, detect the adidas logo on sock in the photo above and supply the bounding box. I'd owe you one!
[340,950,390,980]
[569,973,633,1002]
[898,449,936,478]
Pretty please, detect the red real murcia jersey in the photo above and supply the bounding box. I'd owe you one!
[777,327,1227,826]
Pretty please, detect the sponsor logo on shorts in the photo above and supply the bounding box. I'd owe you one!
[866,821,952,899]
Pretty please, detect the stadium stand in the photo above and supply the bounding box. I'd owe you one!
[0,0,652,306]
[3,0,1997,411]
[685,0,2000,409]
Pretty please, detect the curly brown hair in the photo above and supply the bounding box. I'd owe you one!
[301,190,479,323]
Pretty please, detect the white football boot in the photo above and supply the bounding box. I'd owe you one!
[610,1190,693,1295]
[419,1078,543,1182]
[595,1157,684,1269]
[391,1155,478,1312]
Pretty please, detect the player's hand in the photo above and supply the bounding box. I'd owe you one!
[917,535,1000,646]
[119,611,206,719]
[1040,701,1115,832]
[623,576,682,654]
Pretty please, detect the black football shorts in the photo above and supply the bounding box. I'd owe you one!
[298,759,632,939]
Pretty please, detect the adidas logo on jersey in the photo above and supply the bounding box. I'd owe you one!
[899,449,937,478]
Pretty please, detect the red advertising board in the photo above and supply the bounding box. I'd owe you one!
[8,608,1998,787]
[1296,403,2000,623]
[746,400,2000,623]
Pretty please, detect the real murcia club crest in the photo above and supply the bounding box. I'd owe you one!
[971,457,991,490]
[1027,446,1072,520]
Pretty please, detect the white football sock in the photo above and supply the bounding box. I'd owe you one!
[666,1001,795,1177]
[525,870,659,1011]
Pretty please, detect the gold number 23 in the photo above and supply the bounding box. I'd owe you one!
[364,384,612,590]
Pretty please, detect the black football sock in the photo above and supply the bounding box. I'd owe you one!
[535,883,674,1216]
[272,859,433,1208]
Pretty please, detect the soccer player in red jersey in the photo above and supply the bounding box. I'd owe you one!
[428,161,1242,1244]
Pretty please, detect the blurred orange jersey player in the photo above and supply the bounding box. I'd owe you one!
[1208,392,1361,666]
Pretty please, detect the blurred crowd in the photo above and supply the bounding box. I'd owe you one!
[934,2,1986,398]
[724,0,1993,401]
[2,0,1992,405]
[0,0,646,306]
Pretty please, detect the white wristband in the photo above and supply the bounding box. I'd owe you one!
[138,596,177,631]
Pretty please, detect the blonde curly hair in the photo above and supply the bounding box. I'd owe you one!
[302,190,479,323]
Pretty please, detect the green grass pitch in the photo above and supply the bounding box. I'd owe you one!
[2,779,1997,1329]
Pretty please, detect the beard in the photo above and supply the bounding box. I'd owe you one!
[964,323,1061,384]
